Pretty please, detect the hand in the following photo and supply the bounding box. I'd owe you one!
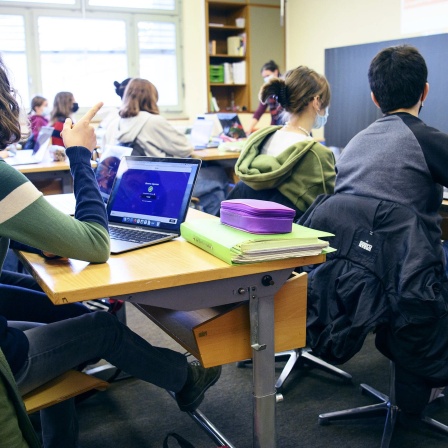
[61,102,103,152]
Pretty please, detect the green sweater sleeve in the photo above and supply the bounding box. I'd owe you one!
[0,159,109,263]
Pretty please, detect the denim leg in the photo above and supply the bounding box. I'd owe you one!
[16,311,188,395]
[14,312,188,448]
[0,271,91,323]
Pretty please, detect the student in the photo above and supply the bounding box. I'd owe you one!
[103,78,229,215]
[246,60,284,135]
[0,58,220,448]
[26,95,49,147]
[334,45,448,415]
[228,66,336,219]
[49,91,78,147]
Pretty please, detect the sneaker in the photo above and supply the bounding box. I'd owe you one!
[175,362,221,412]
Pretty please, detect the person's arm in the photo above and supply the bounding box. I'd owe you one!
[0,103,110,263]
[247,102,268,134]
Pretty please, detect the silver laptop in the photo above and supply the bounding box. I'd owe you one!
[6,126,53,166]
[189,116,217,149]
[107,156,201,254]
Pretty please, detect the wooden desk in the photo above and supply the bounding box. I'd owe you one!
[191,148,240,162]
[16,159,74,194]
[16,207,325,448]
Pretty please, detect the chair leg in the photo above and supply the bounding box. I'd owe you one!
[238,347,352,400]
[300,348,352,383]
[318,361,448,448]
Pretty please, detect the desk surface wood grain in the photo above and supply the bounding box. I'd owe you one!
[17,207,324,304]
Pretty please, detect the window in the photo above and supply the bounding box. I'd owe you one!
[0,0,183,113]
[0,15,28,104]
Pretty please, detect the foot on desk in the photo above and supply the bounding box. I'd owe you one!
[175,361,221,412]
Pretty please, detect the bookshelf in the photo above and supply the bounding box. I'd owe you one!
[206,1,250,113]
[205,0,285,114]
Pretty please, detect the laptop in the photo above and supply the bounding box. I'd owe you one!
[6,126,53,166]
[444,187,448,200]
[107,156,201,254]
[189,116,218,149]
[217,113,247,139]
[95,145,133,203]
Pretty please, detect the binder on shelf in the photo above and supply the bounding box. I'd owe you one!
[181,218,333,265]
[223,62,234,84]
[232,61,246,84]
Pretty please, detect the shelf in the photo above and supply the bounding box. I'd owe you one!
[209,25,245,31]
[209,54,245,59]
[210,83,246,87]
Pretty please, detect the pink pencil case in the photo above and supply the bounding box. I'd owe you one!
[220,199,295,234]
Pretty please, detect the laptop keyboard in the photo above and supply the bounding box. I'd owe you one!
[109,226,169,244]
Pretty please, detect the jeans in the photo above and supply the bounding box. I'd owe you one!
[0,270,91,322]
[12,312,188,448]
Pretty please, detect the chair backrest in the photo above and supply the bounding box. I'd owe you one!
[298,193,448,365]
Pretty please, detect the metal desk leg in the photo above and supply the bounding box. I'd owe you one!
[251,289,276,448]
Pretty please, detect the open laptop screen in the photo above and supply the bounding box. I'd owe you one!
[107,156,201,233]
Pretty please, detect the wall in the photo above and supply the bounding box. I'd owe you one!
[284,0,448,141]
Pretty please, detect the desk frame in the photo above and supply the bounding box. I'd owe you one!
[17,214,324,448]
[116,269,292,447]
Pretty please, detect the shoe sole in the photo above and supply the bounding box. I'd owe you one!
[178,366,222,412]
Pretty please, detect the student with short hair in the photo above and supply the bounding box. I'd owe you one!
[333,44,448,415]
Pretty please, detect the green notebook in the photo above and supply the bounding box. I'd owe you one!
[181,218,334,265]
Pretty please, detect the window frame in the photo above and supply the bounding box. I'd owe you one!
[0,0,184,115]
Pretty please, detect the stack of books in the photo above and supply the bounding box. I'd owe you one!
[181,219,333,265]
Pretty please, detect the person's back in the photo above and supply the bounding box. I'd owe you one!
[335,45,448,240]
[329,44,448,418]
[229,65,336,219]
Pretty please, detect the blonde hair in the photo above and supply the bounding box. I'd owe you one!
[260,65,330,115]
[119,78,159,118]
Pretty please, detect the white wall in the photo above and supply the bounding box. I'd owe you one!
[283,0,448,140]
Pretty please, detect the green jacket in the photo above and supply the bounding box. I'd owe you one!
[0,349,41,448]
[235,126,336,213]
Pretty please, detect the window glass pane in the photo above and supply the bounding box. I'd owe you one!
[0,15,29,107]
[138,21,178,107]
[89,0,174,10]
[1,0,75,4]
[38,17,127,108]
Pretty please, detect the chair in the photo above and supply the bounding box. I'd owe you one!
[0,348,108,447]
[318,361,448,448]
[299,193,448,445]
[237,347,352,399]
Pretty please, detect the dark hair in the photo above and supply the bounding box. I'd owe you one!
[119,78,159,118]
[368,45,428,114]
[50,91,74,124]
[0,56,22,148]
[30,95,47,114]
[260,65,330,115]
[261,60,280,74]
[114,78,131,99]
